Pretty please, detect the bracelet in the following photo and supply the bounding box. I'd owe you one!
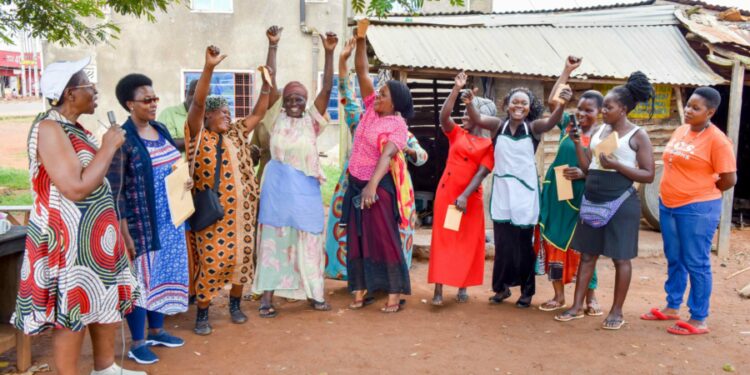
[269,45,278,49]
[261,89,271,94]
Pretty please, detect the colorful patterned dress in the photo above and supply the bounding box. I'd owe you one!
[185,119,259,303]
[324,75,426,280]
[252,100,328,301]
[131,135,189,314]
[13,110,139,334]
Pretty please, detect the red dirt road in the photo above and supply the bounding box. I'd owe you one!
[4,230,749,374]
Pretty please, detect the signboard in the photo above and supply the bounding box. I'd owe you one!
[594,84,672,119]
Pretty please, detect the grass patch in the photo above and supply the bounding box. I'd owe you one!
[0,191,32,205]
[0,168,30,190]
[321,164,343,206]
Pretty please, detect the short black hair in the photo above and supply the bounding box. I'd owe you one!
[580,90,604,109]
[693,86,721,110]
[502,87,544,122]
[610,71,654,115]
[49,71,86,107]
[115,73,153,111]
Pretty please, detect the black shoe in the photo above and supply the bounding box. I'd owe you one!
[515,295,532,309]
[194,307,212,335]
[229,296,248,324]
[489,290,512,304]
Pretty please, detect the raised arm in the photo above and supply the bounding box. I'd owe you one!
[315,32,338,116]
[548,56,581,111]
[354,26,375,99]
[440,71,467,134]
[240,66,274,138]
[187,45,227,137]
[265,26,282,108]
[529,94,570,135]
[599,128,655,183]
[37,120,124,202]
[463,89,501,135]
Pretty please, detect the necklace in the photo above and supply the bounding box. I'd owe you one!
[667,124,709,166]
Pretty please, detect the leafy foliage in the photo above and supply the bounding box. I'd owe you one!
[0,0,182,46]
[352,0,465,17]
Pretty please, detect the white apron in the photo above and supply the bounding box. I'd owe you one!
[490,121,540,226]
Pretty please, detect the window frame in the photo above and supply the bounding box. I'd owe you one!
[181,68,255,120]
[190,0,234,13]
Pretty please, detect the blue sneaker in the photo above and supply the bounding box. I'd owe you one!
[127,344,159,365]
[146,331,185,348]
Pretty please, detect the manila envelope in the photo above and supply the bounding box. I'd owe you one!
[165,160,195,227]
[258,66,272,85]
[593,130,619,160]
[444,204,463,231]
[357,19,370,38]
[554,164,574,201]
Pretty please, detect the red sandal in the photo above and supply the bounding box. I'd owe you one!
[667,320,710,335]
[640,307,680,321]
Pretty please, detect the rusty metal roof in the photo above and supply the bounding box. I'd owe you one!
[367,23,725,85]
[675,8,750,48]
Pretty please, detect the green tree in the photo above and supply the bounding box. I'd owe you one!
[0,0,463,46]
[0,0,181,46]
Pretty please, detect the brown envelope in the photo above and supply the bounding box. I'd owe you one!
[166,160,195,227]
[554,164,574,201]
[444,205,463,231]
[593,130,619,160]
[357,19,370,38]
[552,84,570,105]
[258,66,272,85]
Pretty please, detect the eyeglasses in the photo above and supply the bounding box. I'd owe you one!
[132,97,160,105]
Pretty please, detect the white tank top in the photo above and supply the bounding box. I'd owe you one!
[589,124,640,170]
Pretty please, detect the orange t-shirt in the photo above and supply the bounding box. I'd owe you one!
[660,124,736,208]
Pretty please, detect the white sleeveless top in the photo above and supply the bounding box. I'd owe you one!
[590,124,640,170]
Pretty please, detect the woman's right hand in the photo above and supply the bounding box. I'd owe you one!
[101,125,125,151]
[454,71,467,89]
[267,25,283,45]
[565,55,582,72]
[455,194,468,212]
[460,87,475,105]
[340,37,356,60]
[205,45,227,68]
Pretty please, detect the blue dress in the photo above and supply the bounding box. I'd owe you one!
[134,135,189,314]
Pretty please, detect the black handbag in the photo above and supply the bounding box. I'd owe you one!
[189,133,225,232]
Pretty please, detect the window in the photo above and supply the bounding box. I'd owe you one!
[182,70,254,119]
[191,0,232,13]
[318,72,379,122]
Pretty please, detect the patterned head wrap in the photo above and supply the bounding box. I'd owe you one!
[471,96,497,117]
[206,95,229,112]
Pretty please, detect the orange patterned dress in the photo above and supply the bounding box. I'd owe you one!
[185,120,259,303]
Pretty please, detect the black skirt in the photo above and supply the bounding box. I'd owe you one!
[570,170,640,260]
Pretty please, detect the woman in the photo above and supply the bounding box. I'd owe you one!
[109,73,190,364]
[185,45,273,335]
[251,30,339,317]
[556,71,656,330]
[12,58,142,375]
[344,26,415,313]
[641,87,736,335]
[325,37,428,281]
[465,65,569,308]
[536,57,602,315]
[428,71,495,305]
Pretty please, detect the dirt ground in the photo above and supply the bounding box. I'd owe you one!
[0,117,32,170]
[2,230,748,374]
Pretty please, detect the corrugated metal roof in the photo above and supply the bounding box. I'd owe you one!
[667,0,750,13]
[675,8,750,47]
[367,24,725,85]
[372,4,678,27]
[489,0,654,13]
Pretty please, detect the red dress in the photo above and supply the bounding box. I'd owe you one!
[428,126,494,287]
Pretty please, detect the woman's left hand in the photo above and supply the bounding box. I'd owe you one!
[563,167,585,180]
[361,183,378,209]
[455,195,468,212]
[599,153,619,170]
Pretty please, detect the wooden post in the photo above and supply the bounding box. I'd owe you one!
[717,59,745,257]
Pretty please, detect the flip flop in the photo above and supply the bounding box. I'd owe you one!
[585,302,604,316]
[667,320,710,336]
[640,307,680,321]
[381,303,402,313]
[602,318,626,330]
[258,305,278,318]
[431,296,443,306]
[456,292,469,304]
[554,311,585,322]
[539,300,567,312]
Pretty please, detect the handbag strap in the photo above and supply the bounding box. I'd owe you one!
[212,134,223,192]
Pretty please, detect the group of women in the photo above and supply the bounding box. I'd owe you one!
[11,22,737,374]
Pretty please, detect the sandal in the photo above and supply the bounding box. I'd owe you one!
[258,304,278,318]
[310,300,331,311]
[431,295,443,306]
[585,301,604,316]
[667,320,710,336]
[381,303,401,313]
[539,300,567,312]
[488,290,511,305]
[640,307,679,321]
[602,318,626,330]
[554,310,585,322]
[456,292,469,304]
